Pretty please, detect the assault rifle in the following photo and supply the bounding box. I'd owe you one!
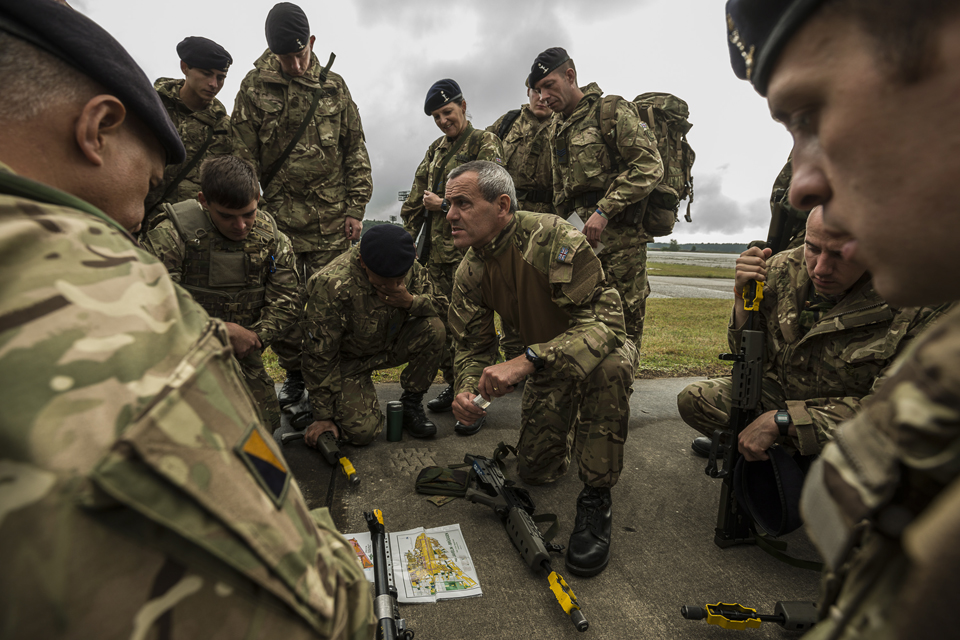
[364,510,414,640]
[280,430,359,486]
[681,600,817,632]
[708,281,764,548]
[464,453,588,632]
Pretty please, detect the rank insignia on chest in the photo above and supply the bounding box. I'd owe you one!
[557,246,572,263]
[235,424,290,508]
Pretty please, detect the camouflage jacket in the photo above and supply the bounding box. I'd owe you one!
[551,83,663,231]
[449,211,627,395]
[231,50,373,253]
[302,244,447,419]
[486,105,556,213]
[0,166,373,639]
[141,199,301,348]
[400,124,503,264]
[800,307,960,638]
[144,78,233,222]
[730,244,949,455]
[766,156,809,254]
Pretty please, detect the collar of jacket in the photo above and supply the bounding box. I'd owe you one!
[254,48,323,88]
[782,269,888,344]
[154,77,227,127]
[474,214,518,261]
[556,82,602,133]
[439,122,475,148]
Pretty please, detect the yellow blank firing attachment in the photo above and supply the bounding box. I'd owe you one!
[548,571,581,614]
[743,281,764,312]
[340,457,360,485]
[706,603,761,630]
[373,509,384,526]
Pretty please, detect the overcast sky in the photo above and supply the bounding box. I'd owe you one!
[78,0,793,245]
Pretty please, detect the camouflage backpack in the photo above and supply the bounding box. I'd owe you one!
[600,92,696,236]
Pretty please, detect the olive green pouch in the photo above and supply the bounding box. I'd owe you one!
[415,465,473,497]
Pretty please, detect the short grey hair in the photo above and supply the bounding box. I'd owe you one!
[0,32,101,122]
[447,160,517,214]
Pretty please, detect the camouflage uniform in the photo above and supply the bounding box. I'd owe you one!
[487,105,556,214]
[302,245,446,445]
[766,157,810,255]
[400,124,503,385]
[143,78,233,232]
[677,244,948,454]
[449,211,637,487]
[798,308,960,640]
[141,200,302,431]
[552,83,664,347]
[232,49,372,277]
[0,166,373,639]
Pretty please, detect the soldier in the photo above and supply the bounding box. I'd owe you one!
[765,155,810,255]
[142,156,301,432]
[400,78,503,418]
[142,36,234,234]
[678,207,947,461]
[0,1,373,637]
[298,224,446,445]
[529,47,664,348]
[232,2,373,413]
[727,0,960,637]
[447,160,637,578]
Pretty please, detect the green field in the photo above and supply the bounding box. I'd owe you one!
[263,297,732,383]
[646,262,734,279]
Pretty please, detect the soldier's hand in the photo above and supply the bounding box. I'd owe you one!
[423,190,443,211]
[734,247,773,296]
[224,322,262,358]
[344,217,362,241]
[374,281,414,309]
[453,392,485,424]
[304,420,339,447]
[583,210,608,247]
[737,410,779,461]
[478,356,534,399]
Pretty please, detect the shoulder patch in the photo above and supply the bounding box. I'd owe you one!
[234,425,290,508]
[640,121,649,130]
[557,246,572,264]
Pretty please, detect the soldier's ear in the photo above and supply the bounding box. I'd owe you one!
[180,60,189,76]
[198,192,208,208]
[74,94,126,167]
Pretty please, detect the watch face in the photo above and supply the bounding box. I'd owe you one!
[775,411,790,425]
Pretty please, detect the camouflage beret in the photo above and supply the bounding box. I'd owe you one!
[726,0,828,96]
[177,36,233,72]
[527,47,570,89]
[360,224,416,278]
[265,2,310,55]
[0,0,185,165]
[424,79,462,116]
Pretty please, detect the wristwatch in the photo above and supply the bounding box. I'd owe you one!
[525,347,545,372]
[774,410,792,437]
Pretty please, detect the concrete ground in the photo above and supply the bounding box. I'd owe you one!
[277,378,821,640]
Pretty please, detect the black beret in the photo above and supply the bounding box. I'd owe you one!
[424,79,462,116]
[733,446,808,537]
[527,47,570,89]
[726,0,828,96]
[360,224,416,278]
[0,0,185,165]
[177,36,233,72]
[265,2,310,55]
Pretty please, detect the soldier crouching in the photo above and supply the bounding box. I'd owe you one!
[299,224,447,447]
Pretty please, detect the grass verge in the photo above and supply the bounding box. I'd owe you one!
[263,298,733,383]
[647,262,734,279]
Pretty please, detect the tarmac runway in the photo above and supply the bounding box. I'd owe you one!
[649,275,734,300]
[277,378,821,640]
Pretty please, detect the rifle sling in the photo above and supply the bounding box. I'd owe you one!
[260,52,337,191]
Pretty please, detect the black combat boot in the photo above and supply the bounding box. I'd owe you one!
[426,384,454,412]
[400,391,437,438]
[691,436,727,459]
[278,370,305,409]
[454,414,486,436]
[565,485,612,577]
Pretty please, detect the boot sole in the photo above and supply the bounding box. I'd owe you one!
[404,428,437,439]
[564,553,610,577]
[454,415,485,436]
[426,404,453,413]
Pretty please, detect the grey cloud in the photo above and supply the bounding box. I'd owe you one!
[681,173,769,234]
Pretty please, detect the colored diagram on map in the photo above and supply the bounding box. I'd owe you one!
[348,537,374,569]
[391,524,482,603]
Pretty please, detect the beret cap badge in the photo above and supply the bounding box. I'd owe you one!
[727,14,755,80]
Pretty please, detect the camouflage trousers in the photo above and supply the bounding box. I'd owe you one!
[426,258,461,385]
[598,224,650,349]
[677,376,789,440]
[517,339,637,488]
[330,316,444,446]
[238,350,282,430]
[271,245,349,372]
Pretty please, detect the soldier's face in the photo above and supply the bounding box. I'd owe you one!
[432,101,467,138]
[276,36,315,77]
[445,172,510,249]
[803,207,866,297]
[181,63,227,106]
[768,11,960,306]
[527,87,552,120]
[535,68,576,116]
[201,195,258,242]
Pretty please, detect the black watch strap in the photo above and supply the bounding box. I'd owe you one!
[525,347,545,371]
